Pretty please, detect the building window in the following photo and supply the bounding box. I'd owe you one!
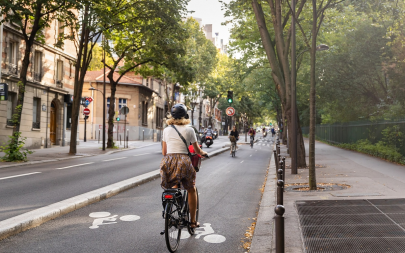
[66,103,72,129]
[34,51,42,82]
[118,98,127,110]
[57,21,64,49]
[156,107,164,128]
[8,41,18,75]
[142,101,148,126]
[159,82,162,95]
[146,78,149,87]
[150,78,153,90]
[32,98,41,129]
[6,92,17,126]
[56,60,63,86]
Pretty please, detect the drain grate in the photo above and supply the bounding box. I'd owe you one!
[296,198,405,252]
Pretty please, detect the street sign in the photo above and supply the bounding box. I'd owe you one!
[0,83,8,101]
[120,106,129,115]
[84,100,90,107]
[226,107,235,116]
[86,97,93,103]
[83,108,90,115]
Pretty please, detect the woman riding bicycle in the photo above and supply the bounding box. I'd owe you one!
[160,104,207,229]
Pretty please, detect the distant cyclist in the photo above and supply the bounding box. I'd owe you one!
[248,127,256,140]
[229,126,239,154]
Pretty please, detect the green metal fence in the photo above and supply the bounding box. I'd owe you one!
[302,119,405,155]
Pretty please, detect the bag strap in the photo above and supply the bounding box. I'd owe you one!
[171,125,192,157]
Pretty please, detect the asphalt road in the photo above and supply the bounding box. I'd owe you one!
[0,136,274,253]
[0,137,229,222]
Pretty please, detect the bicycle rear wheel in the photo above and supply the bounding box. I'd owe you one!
[187,187,199,235]
[165,202,181,252]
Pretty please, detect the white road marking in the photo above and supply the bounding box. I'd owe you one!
[56,162,94,170]
[102,157,127,162]
[0,172,41,181]
[119,215,140,221]
[250,155,252,157]
[133,153,151,157]
[240,160,244,163]
[204,234,226,243]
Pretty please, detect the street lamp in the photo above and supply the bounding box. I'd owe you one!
[89,86,105,150]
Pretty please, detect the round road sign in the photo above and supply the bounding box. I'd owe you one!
[83,108,90,115]
[226,107,235,116]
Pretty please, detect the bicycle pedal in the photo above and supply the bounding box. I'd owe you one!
[160,231,165,235]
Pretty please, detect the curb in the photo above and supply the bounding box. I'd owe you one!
[250,148,277,253]
[0,147,229,241]
[0,143,159,170]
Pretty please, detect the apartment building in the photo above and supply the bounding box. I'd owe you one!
[0,20,75,149]
[79,71,168,141]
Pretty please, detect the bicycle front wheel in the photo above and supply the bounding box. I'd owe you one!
[165,203,181,252]
[187,187,199,235]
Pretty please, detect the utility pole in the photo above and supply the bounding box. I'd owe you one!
[291,0,298,174]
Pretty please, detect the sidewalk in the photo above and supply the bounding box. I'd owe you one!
[0,139,156,168]
[251,138,405,253]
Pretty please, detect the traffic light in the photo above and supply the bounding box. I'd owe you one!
[227,90,233,104]
[116,117,120,121]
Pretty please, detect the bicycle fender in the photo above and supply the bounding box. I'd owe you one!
[164,202,172,219]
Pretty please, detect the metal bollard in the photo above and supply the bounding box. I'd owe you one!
[274,150,278,170]
[275,205,285,253]
[143,130,145,142]
[98,130,100,144]
[278,162,283,179]
[120,135,121,145]
[282,157,286,182]
[277,177,284,205]
[277,144,280,155]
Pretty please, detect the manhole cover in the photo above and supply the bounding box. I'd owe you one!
[296,199,405,252]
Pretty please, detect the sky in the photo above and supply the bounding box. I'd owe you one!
[187,0,231,45]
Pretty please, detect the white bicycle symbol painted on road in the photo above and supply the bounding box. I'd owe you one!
[170,223,226,244]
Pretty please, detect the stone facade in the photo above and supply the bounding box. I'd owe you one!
[79,71,169,141]
[0,19,76,149]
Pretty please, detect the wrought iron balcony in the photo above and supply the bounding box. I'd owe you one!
[33,72,43,82]
[8,63,18,76]
[6,119,15,126]
[56,80,63,88]
[32,122,40,129]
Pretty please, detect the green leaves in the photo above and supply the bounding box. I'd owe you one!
[0,132,33,162]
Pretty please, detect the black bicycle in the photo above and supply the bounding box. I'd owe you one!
[161,155,208,252]
[250,136,254,148]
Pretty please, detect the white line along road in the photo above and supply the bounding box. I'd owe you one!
[102,157,127,162]
[56,162,95,170]
[0,172,41,181]
[133,153,151,157]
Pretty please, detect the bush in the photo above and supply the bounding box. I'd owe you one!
[0,132,33,162]
[336,139,405,165]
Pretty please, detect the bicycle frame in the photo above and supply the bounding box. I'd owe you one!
[162,189,188,227]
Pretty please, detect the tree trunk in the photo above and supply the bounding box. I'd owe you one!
[107,76,117,148]
[69,4,90,154]
[309,0,317,189]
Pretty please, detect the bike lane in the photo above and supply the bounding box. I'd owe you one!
[0,142,272,253]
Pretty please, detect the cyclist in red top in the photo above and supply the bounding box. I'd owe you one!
[248,127,256,141]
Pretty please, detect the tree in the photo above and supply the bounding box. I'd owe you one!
[0,0,79,147]
[88,44,114,71]
[102,0,190,148]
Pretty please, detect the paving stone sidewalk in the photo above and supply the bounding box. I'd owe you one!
[251,138,405,253]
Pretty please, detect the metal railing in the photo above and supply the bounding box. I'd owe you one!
[33,71,43,82]
[32,122,40,129]
[8,63,19,76]
[6,119,14,126]
[302,118,405,155]
[56,80,63,88]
